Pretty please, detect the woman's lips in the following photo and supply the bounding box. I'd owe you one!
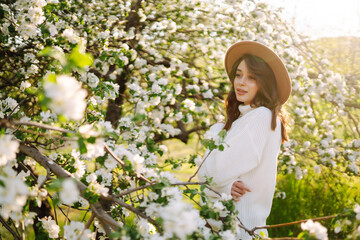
[236,90,248,95]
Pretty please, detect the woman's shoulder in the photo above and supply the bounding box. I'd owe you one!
[247,106,272,121]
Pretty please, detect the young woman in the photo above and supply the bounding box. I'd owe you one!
[197,41,291,239]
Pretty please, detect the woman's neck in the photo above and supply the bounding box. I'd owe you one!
[238,104,256,116]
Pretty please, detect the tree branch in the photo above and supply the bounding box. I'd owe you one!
[18,143,121,235]
[11,120,73,134]
[0,216,21,240]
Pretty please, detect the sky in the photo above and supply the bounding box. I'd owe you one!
[263,0,360,38]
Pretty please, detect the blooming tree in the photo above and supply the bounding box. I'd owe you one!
[0,0,359,239]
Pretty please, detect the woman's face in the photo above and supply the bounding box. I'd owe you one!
[233,60,259,105]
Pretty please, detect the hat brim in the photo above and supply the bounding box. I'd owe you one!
[224,41,291,104]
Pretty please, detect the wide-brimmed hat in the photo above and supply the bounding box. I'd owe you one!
[224,40,291,104]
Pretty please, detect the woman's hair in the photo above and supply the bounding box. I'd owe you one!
[223,54,289,143]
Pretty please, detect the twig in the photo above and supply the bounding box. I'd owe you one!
[345,109,360,138]
[104,144,152,183]
[39,166,52,188]
[7,98,28,118]
[107,196,161,233]
[0,216,21,240]
[84,213,95,229]
[236,216,255,237]
[63,206,71,226]
[268,238,301,240]
[9,218,20,237]
[11,126,74,141]
[11,120,73,134]
[114,181,207,197]
[188,150,211,182]
[204,185,221,197]
[251,214,338,232]
[20,220,25,240]
[77,213,95,240]
[0,119,75,141]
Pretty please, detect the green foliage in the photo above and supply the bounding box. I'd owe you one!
[84,187,100,204]
[268,171,360,238]
[38,44,93,73]
[110,225,143,240]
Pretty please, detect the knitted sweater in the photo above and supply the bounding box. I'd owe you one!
[198,105,282,239]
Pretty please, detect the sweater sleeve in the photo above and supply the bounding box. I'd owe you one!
[208,107,273,195]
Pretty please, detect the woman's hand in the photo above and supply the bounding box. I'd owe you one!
[231,180,251,201]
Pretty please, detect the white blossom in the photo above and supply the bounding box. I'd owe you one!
[39,216,60,238]
[203,89,213,99]
[348,163,359,175]
[314,165,321,174]
[79,124,100,138]
[64,221,95,240]
[27,7,45,25]
[18,23,38,40]
[88,181,109,197]
[174,84,182,95]
[354,204,360,220]
[9,211,37,228]
[159,200,200,239]
[20,81,31,91]
[86,72,100,88]
[0,135,19,166]
[5,97,18,111]
[46,23,58,36]
[301,220,328,240]
[59,178,80,205]
[84,138,105,159]
[62,28,80,44]
[0,167,29,219]
[303,141,311,148]
[183,99,195,111]
[44,75,87,120]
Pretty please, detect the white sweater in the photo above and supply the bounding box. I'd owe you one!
[198,105,282,239]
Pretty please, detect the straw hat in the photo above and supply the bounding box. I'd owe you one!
[224,41,291,104]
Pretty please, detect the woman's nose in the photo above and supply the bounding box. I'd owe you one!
[236,76,246,85]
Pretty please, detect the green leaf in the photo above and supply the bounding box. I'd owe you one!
[45,73,57,83]
[78,137,87,154]
[47,178,63,191]
[68,45,93,69]
[218,144,224,151]
[25,87,38,95]
[87,136,96,144]
[58,114,67,122]
[132,113,146,122]
[38,47,66,65]
[218,129,227,138]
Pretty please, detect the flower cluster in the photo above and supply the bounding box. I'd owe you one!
[44,74,87,121]
[300,220,328,240]
[0,134,19,166]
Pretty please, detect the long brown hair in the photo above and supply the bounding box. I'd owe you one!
[223,54,289,143]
